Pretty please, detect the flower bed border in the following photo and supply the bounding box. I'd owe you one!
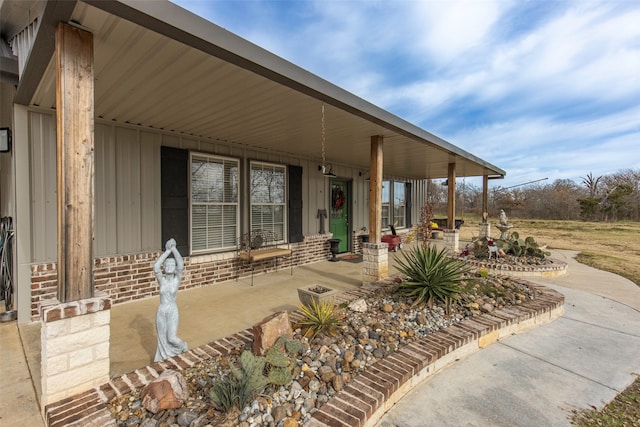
[464,257,568,278]
[43,278,564,427]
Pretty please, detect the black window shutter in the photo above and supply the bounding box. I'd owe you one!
[288,165,303,243]
[161,146,189,255]
[406,182,413,227]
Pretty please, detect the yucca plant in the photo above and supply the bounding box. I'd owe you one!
[394,245,471,308]
[297,298,344,340]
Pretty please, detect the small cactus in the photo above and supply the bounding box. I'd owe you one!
[265,344,289,368]
[267,366,292,385]
[284,337,303,354]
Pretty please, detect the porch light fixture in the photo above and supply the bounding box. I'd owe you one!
[318,164,337,178]
[319,105,336,178]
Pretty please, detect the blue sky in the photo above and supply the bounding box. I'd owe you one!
[172,0,639,189]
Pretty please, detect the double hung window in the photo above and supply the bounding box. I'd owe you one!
[382,181,391,228]
[393,182,406,228]
[381,180,406,229]
[250,161,286,241]
[190,153,239,253]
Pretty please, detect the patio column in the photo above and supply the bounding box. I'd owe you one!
[363,135,388,284]
[479,174,491,238]
[40,22,110,412]
[444,162,459,252]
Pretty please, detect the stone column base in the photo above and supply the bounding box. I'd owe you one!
[478,223,491,239]
[362,242,388,285]
[40,291,111,411]
[443,229,460,253]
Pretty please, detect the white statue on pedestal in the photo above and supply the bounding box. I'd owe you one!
[499,209,508,226]
[153,238,188,362]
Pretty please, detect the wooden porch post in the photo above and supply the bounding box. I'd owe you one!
[56,22,94,302]
[41,22,109,412]
[443,162,460,252]
[478,174,491,238]
[482,174,489,221]
[363,135,388,284]
[369,135,383,243]
[447,162,456,229]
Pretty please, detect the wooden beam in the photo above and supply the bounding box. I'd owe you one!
[482,174,489,222]
[369,135,383,243]
[56,22,94,302]
[447,163,456,229]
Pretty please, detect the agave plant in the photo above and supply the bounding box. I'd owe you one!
[394,246,471,308]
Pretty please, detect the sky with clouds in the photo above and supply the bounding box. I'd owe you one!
[172,0,639,189]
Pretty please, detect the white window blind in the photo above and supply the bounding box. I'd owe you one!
[190,153,239,252]
[250,162,286,241]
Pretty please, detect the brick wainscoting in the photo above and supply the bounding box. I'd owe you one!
[30,234,333,321]
[43,277,564,427]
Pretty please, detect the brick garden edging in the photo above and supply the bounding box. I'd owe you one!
[43,279,564,427]
[463,257,568,278]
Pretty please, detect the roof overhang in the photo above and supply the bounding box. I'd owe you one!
[2,0,505,181]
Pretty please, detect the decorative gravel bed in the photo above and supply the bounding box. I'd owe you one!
[108,273,542,427]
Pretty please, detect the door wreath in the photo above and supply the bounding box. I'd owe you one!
[332,186,345,211]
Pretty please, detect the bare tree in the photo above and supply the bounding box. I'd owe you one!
[581,172,602,198]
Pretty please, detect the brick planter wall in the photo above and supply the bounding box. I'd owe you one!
[30,234,333,321]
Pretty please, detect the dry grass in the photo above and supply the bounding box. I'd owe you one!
[457,217,640,287]
[571,375,640,427]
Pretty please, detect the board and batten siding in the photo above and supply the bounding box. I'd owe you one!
[28,110,425,263]
[30,112,163,261]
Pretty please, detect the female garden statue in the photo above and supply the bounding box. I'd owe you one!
[153,238,188,362]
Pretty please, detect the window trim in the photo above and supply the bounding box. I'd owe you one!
[189,151,240,255]
[249,160,288,243]
[393,181,406,228]
[382,179,408,230]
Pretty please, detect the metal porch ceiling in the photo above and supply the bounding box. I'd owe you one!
[20,0,505,181]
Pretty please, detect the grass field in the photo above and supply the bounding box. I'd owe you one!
[454,216,640,426]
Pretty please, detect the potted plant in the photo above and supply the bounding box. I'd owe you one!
[297,284,339,307]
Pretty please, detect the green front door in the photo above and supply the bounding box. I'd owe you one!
[329,180,349,252]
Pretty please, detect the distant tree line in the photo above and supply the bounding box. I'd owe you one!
[425,169,640,222]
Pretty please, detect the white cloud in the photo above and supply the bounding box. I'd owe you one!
[405,0,504,63]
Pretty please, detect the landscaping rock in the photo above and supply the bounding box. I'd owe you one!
[252,311,293,356]
[141,370,189,414]
[348,298,368,312]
